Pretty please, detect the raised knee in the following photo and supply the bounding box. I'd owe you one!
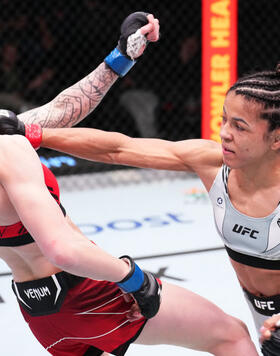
[209,315,252,354]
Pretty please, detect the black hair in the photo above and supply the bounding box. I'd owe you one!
[227,64,280,131]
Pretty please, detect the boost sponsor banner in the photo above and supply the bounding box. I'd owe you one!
[202,0,237,142]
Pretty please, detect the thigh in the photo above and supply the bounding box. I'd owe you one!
[134,281,244,352]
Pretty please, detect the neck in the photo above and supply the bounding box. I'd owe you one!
[233,155,280,190]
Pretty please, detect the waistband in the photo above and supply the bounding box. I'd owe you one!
[12,271,84,317]
[225,246,280,270]
[243,288,280,316]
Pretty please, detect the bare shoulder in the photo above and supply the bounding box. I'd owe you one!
[0,135,40,180]
[0,135,34,155]
[197,139,223,166]
[173,139,222,190]
[174,139,222,168]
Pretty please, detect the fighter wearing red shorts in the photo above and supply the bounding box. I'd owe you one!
[0,11,259,356]
[8,164,150,356]
[0,13,162,355]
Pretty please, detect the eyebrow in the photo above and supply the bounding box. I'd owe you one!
[232,117,249,126]
[223,106,249,126]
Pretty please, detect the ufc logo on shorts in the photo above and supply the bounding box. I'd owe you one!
[254,299,275,311]
[232,224,259,239]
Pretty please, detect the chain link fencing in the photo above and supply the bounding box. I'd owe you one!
[0,0,279,182]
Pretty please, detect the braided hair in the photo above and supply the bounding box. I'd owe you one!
[227,64,280,131]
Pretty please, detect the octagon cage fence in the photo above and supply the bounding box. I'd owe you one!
[0,0,279,188]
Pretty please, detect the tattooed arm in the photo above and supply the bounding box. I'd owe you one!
[18,63,118,128]
[17,13,159,129]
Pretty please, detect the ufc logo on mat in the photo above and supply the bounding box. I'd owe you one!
[232,224,259,239]
[254,300,275,311]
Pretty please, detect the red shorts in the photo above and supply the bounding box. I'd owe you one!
[13,272,147,356]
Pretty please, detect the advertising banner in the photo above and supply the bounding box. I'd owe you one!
[202,0,238,141]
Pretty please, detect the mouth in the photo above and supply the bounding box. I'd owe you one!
[222,145,235,155]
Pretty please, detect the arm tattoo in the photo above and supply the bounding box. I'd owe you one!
[18,63,118,128]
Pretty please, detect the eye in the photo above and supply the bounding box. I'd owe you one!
[235,123,245,131]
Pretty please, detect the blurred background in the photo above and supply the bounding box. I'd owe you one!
[0,2,279,355]
[0,0,279,176]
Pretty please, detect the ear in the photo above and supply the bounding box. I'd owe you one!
[271,129,280,150]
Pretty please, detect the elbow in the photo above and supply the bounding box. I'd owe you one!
[44,241,77,270]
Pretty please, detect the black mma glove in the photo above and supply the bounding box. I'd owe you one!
[262,328,280,355]
[0,110,42,149]
[117,255,162,319]
[104,12,151,77]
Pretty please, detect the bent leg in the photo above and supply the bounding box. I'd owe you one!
[134,282,258,356]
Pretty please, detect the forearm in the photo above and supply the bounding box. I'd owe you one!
[18,62,118,128]
[56,233,162,319]
[42,127,123,164]
[52,234,130,282]
[17,13,159,129]
[41,127,192,171]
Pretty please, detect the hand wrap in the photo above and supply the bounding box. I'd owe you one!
[117,255,161,319]
[262,328,280,355]
[104,12,149,76]
[0,110,42,149]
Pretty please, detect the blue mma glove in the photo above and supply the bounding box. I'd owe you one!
[117,255,162,319]
[104,12,150,77]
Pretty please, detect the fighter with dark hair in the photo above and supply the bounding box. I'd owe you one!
[7,64,280,354]
[0,11,259,356]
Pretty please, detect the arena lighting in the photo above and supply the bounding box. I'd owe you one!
[39,155,76,168]
[201,0,238,142]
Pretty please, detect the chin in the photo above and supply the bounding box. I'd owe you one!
[223,158,246,170]
[222,156,237,169]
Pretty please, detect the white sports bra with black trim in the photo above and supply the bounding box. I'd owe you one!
[208,165,280,269]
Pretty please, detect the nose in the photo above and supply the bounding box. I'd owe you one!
[220,121,233,142]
